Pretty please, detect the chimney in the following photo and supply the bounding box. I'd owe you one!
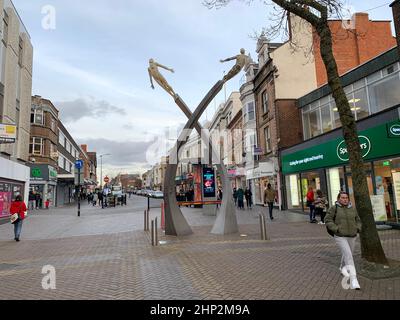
[391,0,400,58]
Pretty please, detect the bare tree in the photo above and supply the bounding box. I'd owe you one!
[204,0,388,264]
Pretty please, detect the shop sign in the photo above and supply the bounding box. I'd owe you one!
[387,122,400,138]
[0,123,16,143]
[48,166,58,181]
[393,172,400,211]
[282,120,400,174]
[202,166,216,198]
[370,195,387,222]
[336,136,371,161]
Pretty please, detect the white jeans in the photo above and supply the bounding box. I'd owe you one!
[334,235,357,277]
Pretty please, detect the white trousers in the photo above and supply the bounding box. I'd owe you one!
[334,235,357,277]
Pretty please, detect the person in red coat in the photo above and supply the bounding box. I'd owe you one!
[10,195,27,241]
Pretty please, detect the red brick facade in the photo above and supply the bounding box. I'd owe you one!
[391,1,400,57]
[313,13,396,86]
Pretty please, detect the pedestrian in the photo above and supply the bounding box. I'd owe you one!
[245,187,252,209]
[45,199,50,209]
[98,190,104,209]
[93,192,98,206]
[217,187,223,209]
[264,183,275,220]
[306,186,317,223]
[10,195,27,242]
[28,191,36,211]
[232,187,238,207]
[35,192,42,209]
[325,191,362,290]
[314,190,327,224]
[237,187,244,210]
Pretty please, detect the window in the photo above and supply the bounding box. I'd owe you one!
[58,131,65,146]
[244,101,255,123]
[2,10,8,45]
[309,109,321,138]
[368,72,400,114]
[18,37,23,67]
[264,126,271,153]
[30,109,44,125]
[58,155,64,169]
[29,137,43,155]
[65,141,70,153]
[320,104,332,133]
[50,117,56,132]
[352,87,369,120]
[262,91,269,114]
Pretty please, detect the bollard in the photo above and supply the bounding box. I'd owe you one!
[259,214,268,240]
[144,210,149,231]
[151,219,154,246]
[144,210,147,231]
[155,217,158,246]
[161,201,165,230]
[146,210,150,231]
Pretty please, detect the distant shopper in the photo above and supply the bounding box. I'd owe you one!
[93,192,98,206]
[232,188,238,207]
[264,183,275,220]
[28,191,36,211]
[237,187,244,210]
[306,186,316,223]
[325,191,362,290]
[314,190,327,224]
[10,195,27,242]
[244,187,252,209]
[217,187,223,209]
[45,199,50,209]
[98,190,104,209]
[35,192,42,209]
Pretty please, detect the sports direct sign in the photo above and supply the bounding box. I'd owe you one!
[282,120,400,174]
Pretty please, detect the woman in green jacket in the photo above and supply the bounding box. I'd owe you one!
[325,191,362,290]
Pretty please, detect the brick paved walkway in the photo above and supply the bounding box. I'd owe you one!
[0,196,399,300]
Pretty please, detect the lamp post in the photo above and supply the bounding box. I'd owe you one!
[99,153,111,189]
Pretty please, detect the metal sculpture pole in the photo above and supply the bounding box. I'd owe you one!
[149,52,248,236]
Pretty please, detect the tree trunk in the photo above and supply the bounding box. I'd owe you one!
[317,24,387,264]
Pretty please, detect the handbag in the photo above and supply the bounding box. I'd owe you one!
[10,213,19,224]
[327,205,337,237]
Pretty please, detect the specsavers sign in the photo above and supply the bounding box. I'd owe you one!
[282,120,400,174]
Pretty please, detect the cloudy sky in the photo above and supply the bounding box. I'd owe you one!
[12,0,395,178]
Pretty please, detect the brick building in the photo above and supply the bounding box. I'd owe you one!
[249,12,396,207]
[391,0,400,57]
[28,95,59,208]
[80,144,97,193]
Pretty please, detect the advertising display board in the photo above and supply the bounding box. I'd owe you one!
[202,166,216,198]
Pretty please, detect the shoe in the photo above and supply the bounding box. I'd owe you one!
[350,278,361,290]
[270,217,274,220]
[15,238,20,242]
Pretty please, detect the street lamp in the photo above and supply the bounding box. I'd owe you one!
[99,153,111,189]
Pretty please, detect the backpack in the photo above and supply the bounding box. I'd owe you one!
[327,204,337,237]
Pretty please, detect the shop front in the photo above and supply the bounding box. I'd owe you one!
[0,157,30,223]
[28,164,58,209]
[246,159,279,207]
[281,119,400,225]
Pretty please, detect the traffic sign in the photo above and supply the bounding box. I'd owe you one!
[75,160,83,169]
[104,176,110,183]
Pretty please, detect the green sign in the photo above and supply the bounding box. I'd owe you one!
[382,161,390,166]
[387,122,400,138]
[31,168,42,178]
[282,120,400,174]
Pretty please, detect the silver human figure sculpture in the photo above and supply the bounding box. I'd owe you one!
[148,58,176,98]
[220,48,248,83]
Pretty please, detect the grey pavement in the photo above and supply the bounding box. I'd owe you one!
[0,195,399,300]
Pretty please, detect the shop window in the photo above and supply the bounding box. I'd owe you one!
[327,167,346,206]
[285,174,301,210]
[320,104,332,133]
[308,109,321,138]
[352,87,369,120]
[368,73,400,114]
[374,158,400,223]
